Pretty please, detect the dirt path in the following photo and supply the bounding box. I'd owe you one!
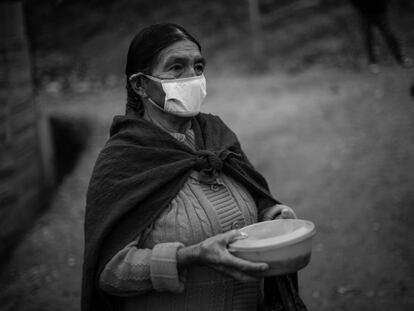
[1,67,413,311]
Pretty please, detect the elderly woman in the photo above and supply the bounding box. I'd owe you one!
[82,23,306,311]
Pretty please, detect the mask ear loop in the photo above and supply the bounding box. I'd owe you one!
[130,72,162,83]
[129,73,165,111]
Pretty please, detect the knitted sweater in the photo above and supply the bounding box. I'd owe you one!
[99,127,262,311]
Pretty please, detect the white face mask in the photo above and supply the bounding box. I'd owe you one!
[131,73,207,117]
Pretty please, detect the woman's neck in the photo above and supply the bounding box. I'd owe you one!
[143,100,191,134]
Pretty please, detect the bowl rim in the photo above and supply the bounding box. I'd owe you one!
[229,219,316,252]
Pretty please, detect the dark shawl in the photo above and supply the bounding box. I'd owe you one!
[81,113,305,311]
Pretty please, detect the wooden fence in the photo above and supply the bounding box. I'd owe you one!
[0,1,54,258]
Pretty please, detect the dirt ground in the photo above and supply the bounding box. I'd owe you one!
[0,66,413,311]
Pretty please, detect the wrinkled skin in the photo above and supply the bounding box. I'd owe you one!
[177,204,297,282]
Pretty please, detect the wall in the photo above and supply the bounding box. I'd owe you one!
[0,1,54,258]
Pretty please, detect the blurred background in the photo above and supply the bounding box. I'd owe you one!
[0,0,413,310]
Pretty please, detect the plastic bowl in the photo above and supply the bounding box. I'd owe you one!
[229,219,316,276]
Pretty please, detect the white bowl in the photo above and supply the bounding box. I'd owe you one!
[229,219,316,276]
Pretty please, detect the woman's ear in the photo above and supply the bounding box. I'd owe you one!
[129,75,147,98]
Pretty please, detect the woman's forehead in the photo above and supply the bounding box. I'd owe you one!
[157,40,202,65]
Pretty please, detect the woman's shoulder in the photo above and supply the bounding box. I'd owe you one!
[198,112,221,121]
[197,112,230,130]
[195,113,240,148]
[109,114,147,137]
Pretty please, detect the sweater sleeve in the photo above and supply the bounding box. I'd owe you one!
[99,237,186,296]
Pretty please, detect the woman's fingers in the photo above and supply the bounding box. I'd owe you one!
[281,206,297,219]
[222,229,248,244]
[262,205,297,220]
[198,230,248,264]
[198,230,270,282]
[210,264,259,282]
[222,251,268,272]
[260,205,282,221]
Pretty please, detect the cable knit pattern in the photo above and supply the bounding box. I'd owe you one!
[99,127,260,311]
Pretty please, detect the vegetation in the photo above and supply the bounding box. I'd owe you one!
[25,0,414,92]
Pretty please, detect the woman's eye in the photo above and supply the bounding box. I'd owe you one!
[170,64,183,72]
[195,64,204,74]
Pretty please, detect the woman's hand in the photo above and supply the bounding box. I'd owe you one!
[177,230,268,282]
[259,204,297,222]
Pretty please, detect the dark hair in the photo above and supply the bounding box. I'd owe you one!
[125,23,201,115]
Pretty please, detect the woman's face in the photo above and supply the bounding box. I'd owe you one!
[140,39,205,108]
[151,39,205,79]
